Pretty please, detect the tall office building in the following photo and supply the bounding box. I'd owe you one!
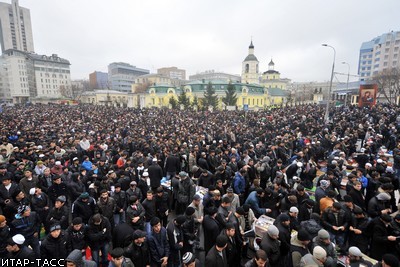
[1,49,71,103]
[359,31,400,81]
[0,0,34,53]
[108,62,149,92]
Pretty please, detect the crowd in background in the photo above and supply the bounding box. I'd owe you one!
[0,103,400,267]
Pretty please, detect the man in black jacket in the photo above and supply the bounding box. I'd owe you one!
[260,225,281,267]
[166,215,185,267]
[40,223,68,260]
[218,223,241,267]
[111,183,127,225]
[46,195,69,230]
[5,234,35,261]
[10,204,40,257]
[124,230,150,267]
[205,235,228,267]
[148,158,163,190]
[72,192,97,224]
[86,213,112,267]
[66,217,87,253]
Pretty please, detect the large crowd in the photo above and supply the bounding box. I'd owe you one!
[0,103,400,267]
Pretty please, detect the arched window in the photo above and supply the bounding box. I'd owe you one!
[245,64,249,73]
[256,64,259,73]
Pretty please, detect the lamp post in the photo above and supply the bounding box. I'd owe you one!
[342,62,350,107]
[322,44,336,123]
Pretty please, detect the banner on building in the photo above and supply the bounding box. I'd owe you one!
[358,83,378,108]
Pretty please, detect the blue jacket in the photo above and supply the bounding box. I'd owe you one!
[244,191,264,217]
[81,160,93,171]
[147,227,170,264]
[233,172,245,194]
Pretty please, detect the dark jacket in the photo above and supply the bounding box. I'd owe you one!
[205,246,228,267]
[112,222,134,249]
[219,230,241,267]
[147,227,170,266]
[48,182,68,204]
[321,207,348,233]
[126,203,145,230]
[148,163,163,188]
[260,234,281,267]
[370,218,396,260]
[46,205,69,230]
[0,225,10,257]
[177,178,195,206]
[10,211,40,237]
[348,187,366,211]
[124,240,151,267]
[97,196,116,220]
[66,224,87,252]
[166,221,184,266]
[72,196,97,224]
[203,214,221,253]
[86,215,112,250]
[367,196,391,218]
[40,231,68,259]
[111,190,127,213]
[6,245,35,261]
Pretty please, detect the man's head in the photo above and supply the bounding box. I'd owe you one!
[151,217,161,233]
[92,213,102,225]
[313,246,327,263]
[225,223,235,237]
[109,247,125,267]
[6,234,25,252]
[49,224,61,238]
[267,225,279,240]
[317,229,330,245]
[132,230,146,245]
[253,249,268,267]
[215,235,228,251]
[146,190,153,201]
[221,196,231,208]
[182,252,196,267]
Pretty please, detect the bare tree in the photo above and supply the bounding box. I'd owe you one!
[374,67,400,105]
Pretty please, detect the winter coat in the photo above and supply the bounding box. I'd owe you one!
[124,241,150,267]
[0,225,10,257]
[370,218,397,260]
[5,246,35,261]
[72,197,97,224]
[203,214,221,253]
[97,197,116,220]
[166,221,184,266]
[233,172,246,195]
[147,227,170,266]
[148,163,163,188]
[66,249,97,267]
[290,235,309,267]
[367,196,391,218]
[321,207,348,233]
[205,245,228,267]
[40,231,68,259]
[46,205,69,229]
[10,211,40,237]
[260,234,281,267]
[244,191,265,217]
[177,178,195,206]
[66,224,87,252]
[126,203,146,230]
[86,215,112,250]
[112,190,127,213]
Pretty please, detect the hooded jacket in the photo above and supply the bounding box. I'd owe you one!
[66,249,97,267]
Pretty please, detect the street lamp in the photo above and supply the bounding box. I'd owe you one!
[322,44,336,123]
[342,62,350,107]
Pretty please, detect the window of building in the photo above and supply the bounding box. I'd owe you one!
[245,64,249,73]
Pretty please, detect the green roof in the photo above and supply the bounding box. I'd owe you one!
[267,88,286,96]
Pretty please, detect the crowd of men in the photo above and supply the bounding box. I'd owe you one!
[0,103,400,267]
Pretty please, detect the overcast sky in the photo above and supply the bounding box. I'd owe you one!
[19,0,400,83]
